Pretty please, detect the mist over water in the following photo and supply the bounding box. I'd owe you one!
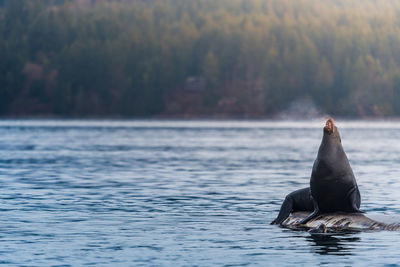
[1,120,400,266]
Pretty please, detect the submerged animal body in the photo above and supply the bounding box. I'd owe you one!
[282,212,400,231]
[299,119,362,224]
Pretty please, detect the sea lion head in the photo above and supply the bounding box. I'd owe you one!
[323,118,341,141]
[324,118,335,134]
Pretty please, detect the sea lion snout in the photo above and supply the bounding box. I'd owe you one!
[324,118,335,134]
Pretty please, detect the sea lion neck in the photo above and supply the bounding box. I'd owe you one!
[319,125,342,156]
[318,126,343,160]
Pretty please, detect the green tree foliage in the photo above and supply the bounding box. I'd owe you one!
[2,0,400,117]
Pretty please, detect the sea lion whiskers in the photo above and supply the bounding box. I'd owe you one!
[324,118,335,134]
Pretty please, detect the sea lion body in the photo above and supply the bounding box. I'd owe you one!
[299,119,362,224]
[271,187,314,225]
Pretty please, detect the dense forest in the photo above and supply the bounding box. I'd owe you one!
[2,0,400,117]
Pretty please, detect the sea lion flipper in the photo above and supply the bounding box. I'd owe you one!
[297,199,320,225]
[271,193,295,225]
[271,187,313,225]
[350,199,364,213]
[298,209,320,225]
[347,185,363,212]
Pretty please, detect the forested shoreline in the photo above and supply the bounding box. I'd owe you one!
[2,0,400,117]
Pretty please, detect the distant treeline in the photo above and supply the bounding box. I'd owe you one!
[2,0,400,117]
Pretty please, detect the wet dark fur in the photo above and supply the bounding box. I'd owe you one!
[271,187,314,225]
[298,120,362,224]
[271,119,362,225]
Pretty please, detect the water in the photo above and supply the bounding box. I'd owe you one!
[1,119,400,266]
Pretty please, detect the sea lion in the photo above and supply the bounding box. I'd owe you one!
[271,187,314,225]
[298,118,362,225]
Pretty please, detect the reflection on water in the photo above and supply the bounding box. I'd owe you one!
[0,120,400,265]
[307,233,361,256]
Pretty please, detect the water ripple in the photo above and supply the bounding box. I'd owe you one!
[0,120,400,265]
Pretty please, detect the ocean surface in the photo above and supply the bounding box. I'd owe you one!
[1,119,400,266]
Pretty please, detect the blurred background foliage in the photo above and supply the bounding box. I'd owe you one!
[1,0,400,117]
